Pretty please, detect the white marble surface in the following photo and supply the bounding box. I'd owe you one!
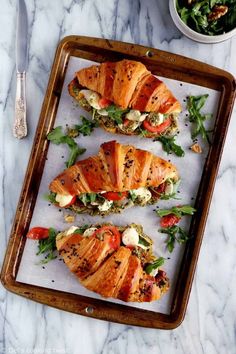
[0,0,235,353]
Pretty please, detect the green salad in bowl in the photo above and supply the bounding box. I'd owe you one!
[176,0,236,36]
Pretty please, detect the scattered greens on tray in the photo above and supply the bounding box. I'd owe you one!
[156,205,196,252]
[36,228,58,264]
[159,226,191,253]
[157,205,196,218]
[47,126,86,167]
[67,116,99,137]
[35,225,91,264]
[154,135,185,157]
[176,0,236,36]
[187,94,213,144]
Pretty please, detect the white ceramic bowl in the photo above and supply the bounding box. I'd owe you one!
[169,0,236,43]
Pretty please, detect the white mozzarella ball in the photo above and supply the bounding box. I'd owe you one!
[122,227,139,246]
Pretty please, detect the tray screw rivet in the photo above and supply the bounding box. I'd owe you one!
[85,306,94,314]
[146,50,154,57]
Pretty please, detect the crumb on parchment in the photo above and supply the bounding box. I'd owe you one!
[191,143,202,154]
[64,214,75,223]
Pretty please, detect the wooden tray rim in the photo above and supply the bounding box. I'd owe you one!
[1,35,235,330]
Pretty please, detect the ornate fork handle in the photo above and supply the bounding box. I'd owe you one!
[13,71,27,139]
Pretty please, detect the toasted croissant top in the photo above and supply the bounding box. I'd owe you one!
[49,140,178,196]
[56,224,169,302]
[75,59,181,113]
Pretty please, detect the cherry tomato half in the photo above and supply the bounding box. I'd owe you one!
[150,182,166,199]
[123,119,131,127]
[94,226,121,250]
[26,227,49,240]
[142,117,171,134]
[125,245,135,251]
[99,97,112,108]
[160,214,180,228]
[103,191,128,201]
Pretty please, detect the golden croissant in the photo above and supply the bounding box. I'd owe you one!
[68,59,181,137]
[49,140,179,215]
[55,223,169,302]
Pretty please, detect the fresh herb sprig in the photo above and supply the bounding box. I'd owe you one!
[138,236,152,248]
[44,192,57,204]
[79,193,98,206]
[105,105,129,125]
[155,135,185,157]
[138,127,149,137]
[159,192,181,201]
[47,126,86,167]
[159,226,190,253]
[159,179,181,201]
[157,205,196,218]
[68,116,98,138]
[145,257,165,274]
[73,224,90,234]
[129,190,137,202]
[36,228,58,264]
[187,95,213,144]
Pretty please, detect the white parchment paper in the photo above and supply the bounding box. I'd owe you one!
[17,57,220,314]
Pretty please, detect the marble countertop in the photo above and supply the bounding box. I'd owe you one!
[0,1,235,353]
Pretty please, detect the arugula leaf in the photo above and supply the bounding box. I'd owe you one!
[159,193,181,201]
[159,226,190,253]
[137,126,149,137]
[72,86,79,96]
[73,224,90,234]
[47,126,86,167]
[159,179,181,201]
[145,257,165,274]
[47,126,64,144]
[74,116,98,136]
[105,105,129,125]
[138,236,152,247]
[157,205,196,218]
[66,143,86,168]
[187,95,213,144]
[79,193,97,206]
[155,135,185,157]
[179,7,191,24]
[129,190,137,202]
[37,228,58,264]
[224,2,236,32]
[177,227,191,244]
[44,192,57,204]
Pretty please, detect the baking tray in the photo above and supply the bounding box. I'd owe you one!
[1,36,235,329]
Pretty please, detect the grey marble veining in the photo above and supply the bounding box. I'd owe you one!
[0,0,236,353]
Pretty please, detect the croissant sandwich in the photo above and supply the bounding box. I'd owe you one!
[68,59,181,138]
[27,223,169,302]
[49,140,179,215]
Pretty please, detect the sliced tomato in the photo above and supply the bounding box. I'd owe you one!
[99,97,112,108]
[103,191,128,201]
[94,226,121,250]
[126,245,135,251]
[150,183,166,199]
[160,214,180,228]
[123,119,130,127]
[26,227,49,240]
[142,117,171,134]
